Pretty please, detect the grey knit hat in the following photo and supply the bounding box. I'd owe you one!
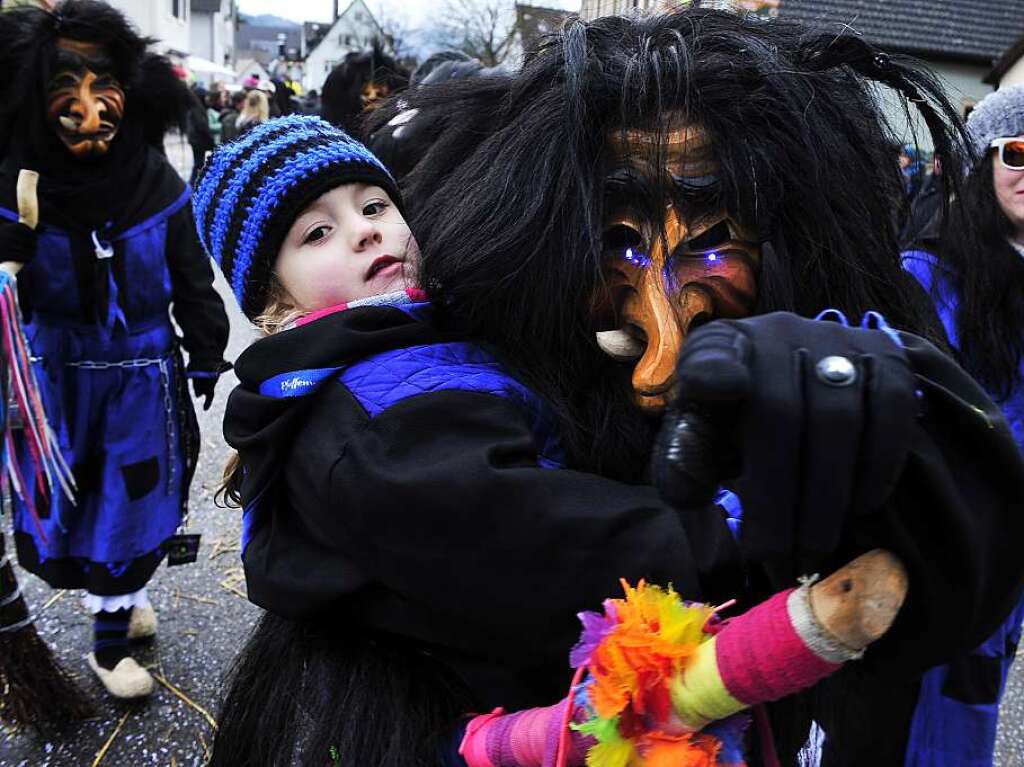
[967,85,1024,158]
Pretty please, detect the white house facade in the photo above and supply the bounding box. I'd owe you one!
[105,0,191,56]
[302,0,383,92]
[189,0,236,70]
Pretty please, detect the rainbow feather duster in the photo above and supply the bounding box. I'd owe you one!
[569,580,748,767]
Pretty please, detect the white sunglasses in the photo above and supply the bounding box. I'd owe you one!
[990,137,1024,171]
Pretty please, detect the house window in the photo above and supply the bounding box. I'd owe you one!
[171,0,187,20]
[344,34,353,45]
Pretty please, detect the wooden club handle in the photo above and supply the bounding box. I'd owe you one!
[809,549,909,650]
[16,169,39,231]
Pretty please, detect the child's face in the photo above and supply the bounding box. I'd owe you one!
[276,183,418,311]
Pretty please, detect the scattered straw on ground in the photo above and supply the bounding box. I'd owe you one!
[172,589,216,607]
[90,711,130,767]
[207,536,240,561]
[40,589,67,612]
[219,567,247,600]
[198,730,211,762]
[151,671,217,730]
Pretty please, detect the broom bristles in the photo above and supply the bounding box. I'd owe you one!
[0,621,95,729]
[0,541,94,730]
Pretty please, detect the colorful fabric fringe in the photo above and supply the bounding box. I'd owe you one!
[0,270,75,530]
[568,580,748,767]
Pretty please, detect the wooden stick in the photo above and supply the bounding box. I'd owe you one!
[809,549,909,650]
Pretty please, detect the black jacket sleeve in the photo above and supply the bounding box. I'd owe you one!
[244,386,743,709]
[166,203,230,373]
[848,331,1024,672]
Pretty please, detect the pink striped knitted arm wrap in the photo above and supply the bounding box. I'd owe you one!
[459,700,590,767]
[714,585,861,705]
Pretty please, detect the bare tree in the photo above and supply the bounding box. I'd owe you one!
[374,4,417,65]
[428,0,516,68]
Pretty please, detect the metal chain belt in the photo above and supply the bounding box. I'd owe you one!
[59,356,178,494]
[65,357,165,370]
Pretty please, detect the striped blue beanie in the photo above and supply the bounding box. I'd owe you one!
[192,116,402,320]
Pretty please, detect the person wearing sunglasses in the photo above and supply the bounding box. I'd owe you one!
[991,134,1024,239]
[901,85,1024,767]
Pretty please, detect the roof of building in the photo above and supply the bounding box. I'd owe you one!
[986,34,1024,84]
[777,0,1024,65]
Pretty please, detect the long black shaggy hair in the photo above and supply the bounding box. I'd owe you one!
[211,614,473,767]
[936,157,1024,400]
[367,8,967,480]
[0,0,187,156]
[321,41,409,134]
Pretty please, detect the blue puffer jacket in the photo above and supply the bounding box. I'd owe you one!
[223,297,740,712]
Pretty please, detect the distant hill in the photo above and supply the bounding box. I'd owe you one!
[238,13,301,29]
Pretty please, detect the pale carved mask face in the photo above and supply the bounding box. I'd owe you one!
[599,126,760,413]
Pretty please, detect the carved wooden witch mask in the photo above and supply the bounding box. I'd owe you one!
[360,79,393,110]
[599,126,760,413]
[46,39,125,160]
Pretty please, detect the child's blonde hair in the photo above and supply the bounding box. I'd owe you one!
[252,278,304,336]
[217,277,304,508]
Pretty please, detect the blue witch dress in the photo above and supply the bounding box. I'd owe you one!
[0,154,229,596]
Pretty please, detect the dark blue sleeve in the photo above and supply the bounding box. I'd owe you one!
[166,202,230,372]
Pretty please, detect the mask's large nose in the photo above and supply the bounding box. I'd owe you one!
[621,271,713,413]
[69,74,107,134]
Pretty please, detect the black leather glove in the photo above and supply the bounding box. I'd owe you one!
[653,311,918,573]
[191,375,217,411]
[0,219,37,264]
[188,360,231,411]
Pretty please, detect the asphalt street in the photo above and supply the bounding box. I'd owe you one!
[0,135,1020,766]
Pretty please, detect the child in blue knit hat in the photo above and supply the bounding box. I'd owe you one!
[193,115,422,333]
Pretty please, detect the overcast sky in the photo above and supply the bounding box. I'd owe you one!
[237,0,582,28]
